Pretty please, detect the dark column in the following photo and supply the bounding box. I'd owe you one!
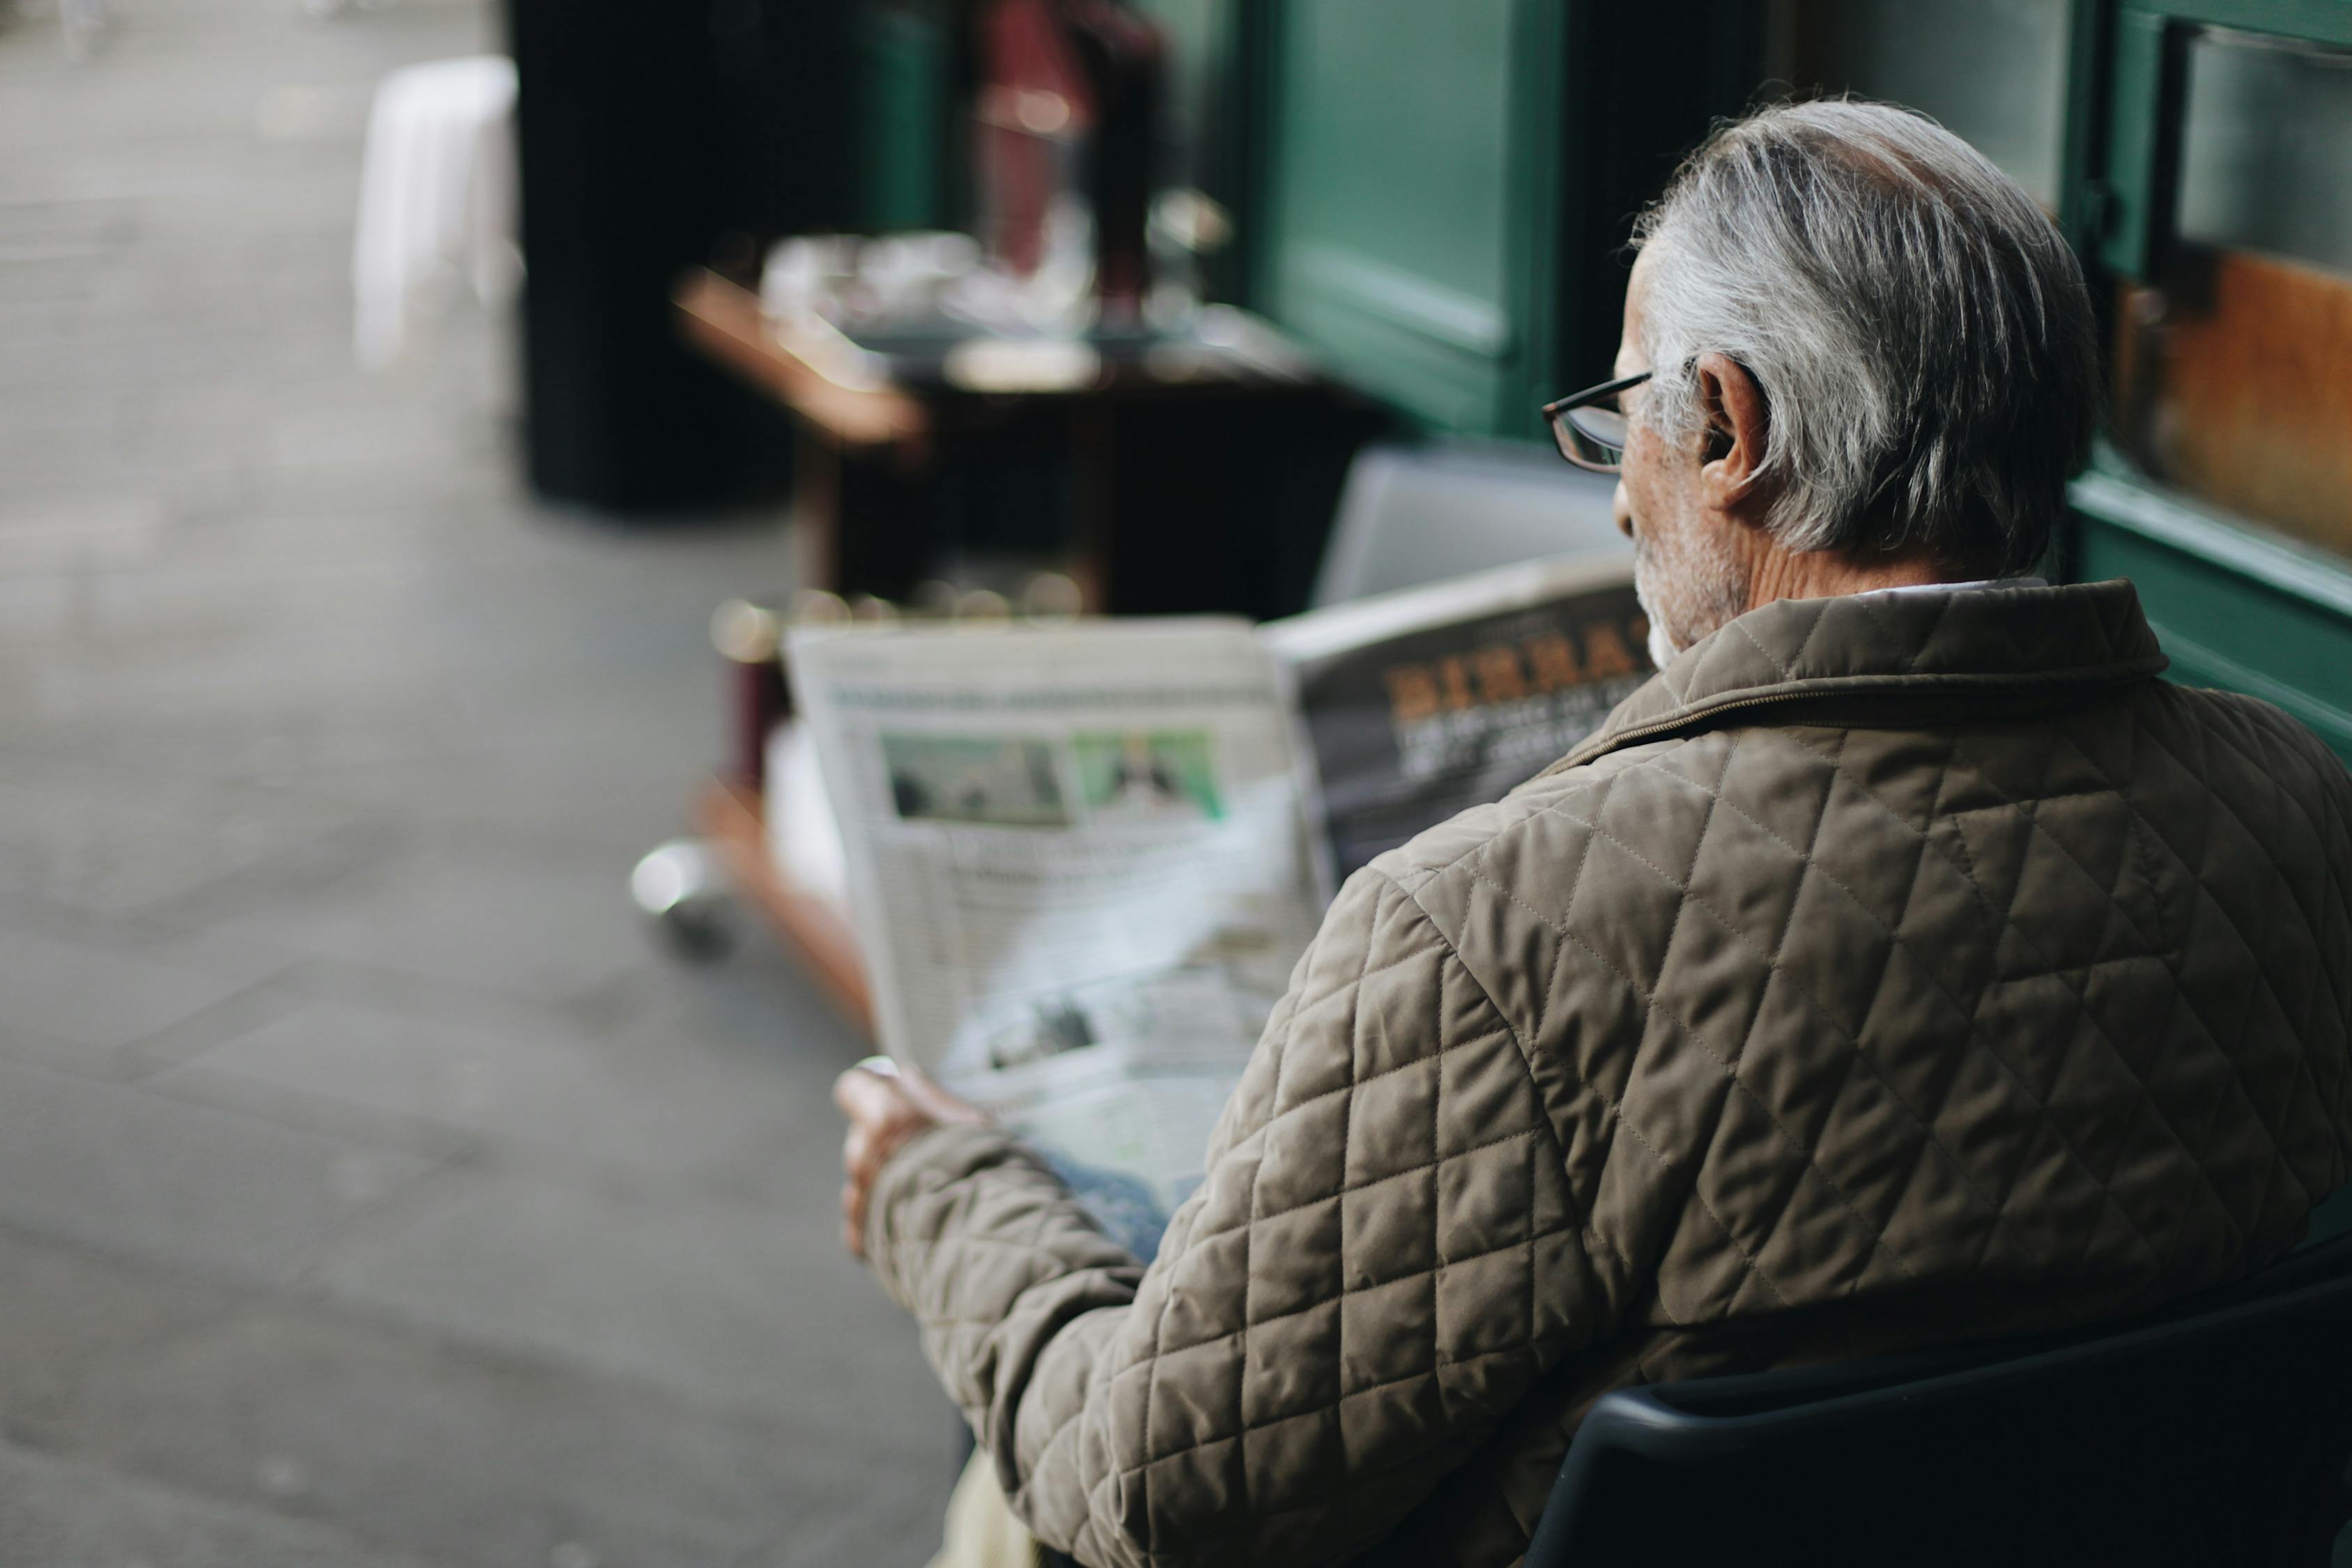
[502,0,836,512]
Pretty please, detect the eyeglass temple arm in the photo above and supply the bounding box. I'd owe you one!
[1542,369,1653,417]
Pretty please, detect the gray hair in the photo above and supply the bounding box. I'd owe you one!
[1631,100,2098,576]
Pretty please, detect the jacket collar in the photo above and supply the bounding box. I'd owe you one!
[1554,578,2169,771]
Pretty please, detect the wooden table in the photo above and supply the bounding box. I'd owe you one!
[672,267,1381,617]
[672,268,1383,1010]
[675,269,929,455]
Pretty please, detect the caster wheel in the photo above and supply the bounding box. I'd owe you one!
[631,838,736,962]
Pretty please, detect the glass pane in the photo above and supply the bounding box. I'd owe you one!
[1776,0,2070,206]
[2111,27,2352,563]
[2176,29,2352,275]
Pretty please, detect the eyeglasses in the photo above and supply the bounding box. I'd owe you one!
[1541,371,1650,474]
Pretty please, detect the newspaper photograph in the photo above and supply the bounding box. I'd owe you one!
[787,620,1328,1209]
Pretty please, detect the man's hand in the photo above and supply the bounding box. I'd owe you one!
[833,1059,986,1257]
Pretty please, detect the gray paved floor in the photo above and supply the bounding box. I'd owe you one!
[0,0,964,1562]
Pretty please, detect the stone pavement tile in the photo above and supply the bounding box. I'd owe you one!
[0,570,74,645]
[137,939,870,1204]
[265,396,507,475]
[266,732,709,863]
[115,920,319,991]
[0,1439,447,1568]
[10,612,461,731]
[0,751,383,923]
[105,969,316,1080]
[262,950,598,1024]
[0,918,276,1066]
[571,937,871,1084]
[736,1490,955,1568]
[199,839,661,1005]
[156,994,808,1186]
[77,550,463,645]
[200,449,518,528]
[435,662,740,776]
[157,485,508,557]
[304,1160,953,1432]
[0,489,171,576]
[0,1054,438,1282]
[14,691,488,806]
[0,423,129,486]
[0,380,123,440]
[0,1223,958,1568]
[0,1027,150,1085]
[141,1059,484,1166]
[551,960,882,1207]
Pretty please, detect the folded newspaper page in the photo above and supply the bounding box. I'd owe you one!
[787,620,1328,1210]
[1261,553,1651,879]
[785,556,1647,1210]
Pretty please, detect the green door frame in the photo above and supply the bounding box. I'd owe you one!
[1243,0,1572,438]
[1239,0,1756,440]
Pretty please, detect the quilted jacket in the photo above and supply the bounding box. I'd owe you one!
[865,579,2352,1568]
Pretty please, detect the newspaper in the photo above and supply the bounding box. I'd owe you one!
[785,557,1647,1209]
[787,620,1328,1210]
[1260,553,1652,879]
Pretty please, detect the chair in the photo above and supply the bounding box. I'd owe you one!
[1525,1235,2352,1567]
[351,56,520,369]
[1307,439,1626,608]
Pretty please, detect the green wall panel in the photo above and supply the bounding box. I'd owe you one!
[856,4,953,232]
[1134,0,1222,70]
[2072,473,2352,764]
[1256,0,1546,434]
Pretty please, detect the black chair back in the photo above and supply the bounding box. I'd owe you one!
[1527,1238,2352,1567]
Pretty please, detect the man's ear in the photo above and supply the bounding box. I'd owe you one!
[1691,351,1770,513]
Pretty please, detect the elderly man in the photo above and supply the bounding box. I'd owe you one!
[833,100,2352,1567]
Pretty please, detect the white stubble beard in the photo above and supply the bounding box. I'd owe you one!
[1631,519,1750,674]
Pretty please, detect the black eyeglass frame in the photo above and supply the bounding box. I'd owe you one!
[1541,370,1651,474]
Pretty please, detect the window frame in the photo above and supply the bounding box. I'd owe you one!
[2059,0,2352,760]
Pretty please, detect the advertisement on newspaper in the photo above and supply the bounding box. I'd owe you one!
[1261,555,1652,879]
[787,620,1328,1210]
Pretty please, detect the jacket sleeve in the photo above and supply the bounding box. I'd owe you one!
[863,868,1608,1567]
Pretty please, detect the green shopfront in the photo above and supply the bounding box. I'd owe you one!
[846,0,2352,757]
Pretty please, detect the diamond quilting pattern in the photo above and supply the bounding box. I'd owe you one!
[863,583,2352,1568]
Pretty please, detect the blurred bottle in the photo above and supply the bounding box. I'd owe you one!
[973,0,1090,288]
[1055,0,1163,328]
[711,598,790,788]
[969,0,1165,330]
